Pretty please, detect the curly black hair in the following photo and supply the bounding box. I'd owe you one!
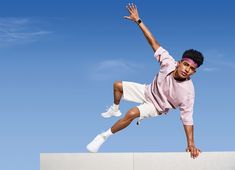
[182,49,204,67]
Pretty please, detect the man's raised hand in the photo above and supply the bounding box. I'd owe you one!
[124,3,140,22]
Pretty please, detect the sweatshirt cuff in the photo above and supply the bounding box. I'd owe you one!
[154,46,166,61]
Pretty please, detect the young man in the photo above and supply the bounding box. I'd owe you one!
[87,3,204,159]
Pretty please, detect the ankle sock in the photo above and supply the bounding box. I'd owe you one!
[113,103,119,111]
[102,128,113,138]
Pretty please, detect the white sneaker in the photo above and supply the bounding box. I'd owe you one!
[101,106,122,118]
[86,134,106,153]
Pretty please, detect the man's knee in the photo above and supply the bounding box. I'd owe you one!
[114,81,123,92]
[125,107,140,120]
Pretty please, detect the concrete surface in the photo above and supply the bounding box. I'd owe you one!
[40,152,235,170]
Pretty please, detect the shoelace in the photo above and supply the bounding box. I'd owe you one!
[105,106,110,111]
[105,106,116,112]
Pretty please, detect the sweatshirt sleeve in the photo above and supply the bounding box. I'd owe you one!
[154,47,176,71]
[179,95,195,125]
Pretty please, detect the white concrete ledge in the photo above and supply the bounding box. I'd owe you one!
[40,152,235,170]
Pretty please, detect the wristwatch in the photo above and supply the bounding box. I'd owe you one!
[136,18,142,25]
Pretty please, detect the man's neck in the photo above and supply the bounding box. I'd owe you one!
[173,70,187,81]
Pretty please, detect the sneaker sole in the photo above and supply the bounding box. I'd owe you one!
[101,113,121,118]
[86,145,97,153]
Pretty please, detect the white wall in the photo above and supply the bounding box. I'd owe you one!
[41,152,235,170]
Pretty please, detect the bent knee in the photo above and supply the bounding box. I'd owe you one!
[125,107,140,120]
[114,81,123,91]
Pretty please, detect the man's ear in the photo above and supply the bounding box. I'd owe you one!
[176,61,180,68]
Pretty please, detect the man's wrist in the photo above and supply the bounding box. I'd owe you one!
[135,18,142,25]
[188,144,195,147]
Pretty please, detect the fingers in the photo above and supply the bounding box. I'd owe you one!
[186,147,190,152]
[126,3,137,13]
[186,146,201,159]
[191,147,196,158]
[190,147,200,159]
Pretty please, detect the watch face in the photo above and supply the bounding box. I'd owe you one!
[137,19,142,24]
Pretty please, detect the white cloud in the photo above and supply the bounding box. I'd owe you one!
[0,17,51,47]
[96,60,133,71]
[202,49,235,71]
[89,59,142,80]
[201,67,217,72]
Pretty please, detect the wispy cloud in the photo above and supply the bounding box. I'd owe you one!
[96,60,133,71]
[0,17,51,47]
[202,49,235,72]
[201,67,218,72]
[89,59,142,80]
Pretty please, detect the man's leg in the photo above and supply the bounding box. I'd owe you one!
[113,80,123,105]
[87,107,140,152]
[111,107,140,133]
[101,81,123,118]
[87,81,146,152]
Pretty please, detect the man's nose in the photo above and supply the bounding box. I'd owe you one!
[185,66,190,72]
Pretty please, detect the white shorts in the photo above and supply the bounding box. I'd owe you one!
[122,81,160,123]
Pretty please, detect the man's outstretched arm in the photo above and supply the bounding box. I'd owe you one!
[124,3,160,52]
[184,125,201,159]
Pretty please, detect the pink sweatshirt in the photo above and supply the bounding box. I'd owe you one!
[145,47,195,125]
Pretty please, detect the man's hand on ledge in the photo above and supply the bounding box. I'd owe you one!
[186,145,201,159]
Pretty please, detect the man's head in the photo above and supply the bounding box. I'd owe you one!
[174,49,204,80]
[182,49,204,68]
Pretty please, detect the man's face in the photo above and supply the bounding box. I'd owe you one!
[176,60,197,80]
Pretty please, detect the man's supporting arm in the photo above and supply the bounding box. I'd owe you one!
[184,125,201,159]
[124,3,160,52]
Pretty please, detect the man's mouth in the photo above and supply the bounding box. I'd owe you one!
[181,71,187,77]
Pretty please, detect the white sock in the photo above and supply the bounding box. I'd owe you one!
[102,128,113,138]
[113,103,119,111]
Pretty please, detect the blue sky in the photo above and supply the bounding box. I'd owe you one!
[0,0,235,169]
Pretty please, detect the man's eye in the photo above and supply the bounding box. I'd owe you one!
[191,67,196,72]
